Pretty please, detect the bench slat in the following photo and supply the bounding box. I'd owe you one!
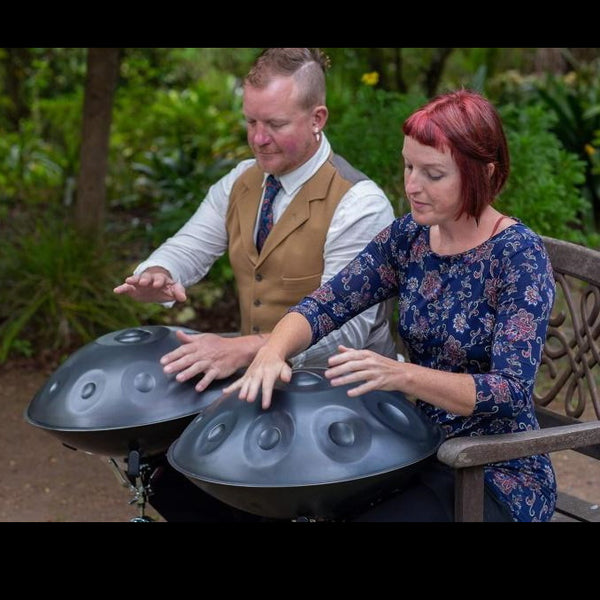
[554,491,600,522]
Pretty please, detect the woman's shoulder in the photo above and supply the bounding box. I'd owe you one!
[495,220,552,265]
[499,219,546,247]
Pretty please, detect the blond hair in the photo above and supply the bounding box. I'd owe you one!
[244,48,330,109]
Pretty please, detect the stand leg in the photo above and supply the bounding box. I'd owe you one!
[105,453,156,522]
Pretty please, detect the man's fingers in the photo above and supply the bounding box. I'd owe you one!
[195,369,218,392]
[260,384,273,410]
[170,282,187,302]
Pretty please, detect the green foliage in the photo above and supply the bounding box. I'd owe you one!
[2,48,600,363]
[497,102,594,245]
[119,48,259,89]
[533,68,600,226]
[534,66,600,157]
[329,82,593,246]
[327,82,591,249]
[488,58,600,232]
[27,49,88,98]
[109,76,249,228]
[0,122,66,204]
[106,76,249,287]
[0,215,163,363]
[35,92,84,172]
[0,88,84,207]
[328,84,427,213]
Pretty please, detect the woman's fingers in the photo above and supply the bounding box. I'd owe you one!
[222,361,292,410]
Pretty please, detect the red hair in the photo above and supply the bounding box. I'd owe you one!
[402,89,510,220]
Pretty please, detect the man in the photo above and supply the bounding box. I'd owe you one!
[114,48,396,521]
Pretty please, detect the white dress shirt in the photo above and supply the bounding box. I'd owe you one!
[135,133,397,366]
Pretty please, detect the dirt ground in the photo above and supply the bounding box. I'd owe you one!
[0,360,164,523]
[1,356,599,524]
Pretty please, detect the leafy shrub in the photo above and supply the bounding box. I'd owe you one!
[2,52,599,366]
[0,215,163,363]
[327,84,427,214]
[490,61,600,236]
[0,122,67,205]
[498,102,595,245]
[328,84,592,247]
[109,75,249,216]
[107,76,250,288]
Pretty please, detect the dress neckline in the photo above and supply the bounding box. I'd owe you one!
[425,217,519,259]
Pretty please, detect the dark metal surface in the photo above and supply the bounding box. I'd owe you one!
[168,368,443,520]
[25,326,238,457]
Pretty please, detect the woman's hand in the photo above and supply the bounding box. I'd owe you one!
[222,346,293,410]
[113,267,187,304]
[223,312,312,410]
[161,331,250,392]
[325,344,402,396]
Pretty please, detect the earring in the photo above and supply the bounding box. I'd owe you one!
[314,128,321,143]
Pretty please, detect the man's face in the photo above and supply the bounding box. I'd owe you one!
[243,75,324,176]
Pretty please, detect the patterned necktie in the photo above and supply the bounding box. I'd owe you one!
[256,174,282,253]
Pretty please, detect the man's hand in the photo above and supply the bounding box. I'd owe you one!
[161,331,251,392]
[113,267,187,304]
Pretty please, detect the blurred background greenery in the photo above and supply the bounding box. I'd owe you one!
[2,47,600,363]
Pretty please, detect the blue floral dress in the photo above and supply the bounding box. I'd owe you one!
[289,213,557,522]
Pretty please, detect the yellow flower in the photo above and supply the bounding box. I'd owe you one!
[585,144,596,156]
[361,71,379,86]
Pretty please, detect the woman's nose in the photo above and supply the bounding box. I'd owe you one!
[404,171,420,194]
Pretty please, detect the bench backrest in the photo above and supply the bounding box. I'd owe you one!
[535,236,600,460]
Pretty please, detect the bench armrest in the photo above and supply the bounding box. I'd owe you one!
[437,421,600,468]
[436,421,600,522]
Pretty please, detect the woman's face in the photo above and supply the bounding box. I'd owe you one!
[402,136,462,227]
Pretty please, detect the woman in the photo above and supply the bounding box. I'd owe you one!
[224,89,557,522]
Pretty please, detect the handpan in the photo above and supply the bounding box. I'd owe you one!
[167,368,444,520]
[26,326,239,458]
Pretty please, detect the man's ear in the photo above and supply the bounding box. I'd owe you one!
[312,105,329,132]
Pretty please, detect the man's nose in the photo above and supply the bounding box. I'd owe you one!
[251,123,271,145]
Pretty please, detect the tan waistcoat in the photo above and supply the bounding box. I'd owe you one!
[226,154,367,335]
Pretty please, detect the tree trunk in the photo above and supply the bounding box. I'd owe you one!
[4,48,32,131]
[422,48,454,98]
[393,48,406,94]
[74,48,121,237]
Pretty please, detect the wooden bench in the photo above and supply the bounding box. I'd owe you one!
[437,235,600,522]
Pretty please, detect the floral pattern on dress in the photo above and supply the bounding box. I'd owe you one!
[289,213,557,521]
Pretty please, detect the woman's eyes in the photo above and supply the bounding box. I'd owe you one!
[404,165,443,181]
